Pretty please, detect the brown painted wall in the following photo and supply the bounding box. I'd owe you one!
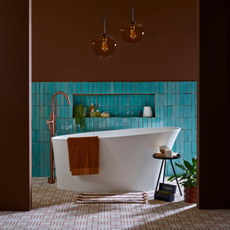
[0,0,31,210]
[32,0,198,82]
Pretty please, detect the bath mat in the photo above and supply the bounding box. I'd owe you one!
[77,191,149,204]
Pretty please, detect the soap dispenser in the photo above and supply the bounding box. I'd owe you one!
[95,109,101,117]
[90,103,95,112]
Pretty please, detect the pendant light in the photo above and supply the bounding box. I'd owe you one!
[120,0,144,45]
[91,0,117,58]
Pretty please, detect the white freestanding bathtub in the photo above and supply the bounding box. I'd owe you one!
[52,127,180,192]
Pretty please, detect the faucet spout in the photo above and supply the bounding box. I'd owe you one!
[50,91,71,114]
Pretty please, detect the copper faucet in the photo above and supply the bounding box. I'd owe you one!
[46,91,71,184]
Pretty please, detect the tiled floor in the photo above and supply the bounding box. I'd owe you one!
[0,178,230,230]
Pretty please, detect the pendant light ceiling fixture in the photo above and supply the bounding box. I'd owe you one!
[91,0,117,58]
[120,0,144,45]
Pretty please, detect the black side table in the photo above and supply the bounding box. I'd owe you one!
[153,154,182,196]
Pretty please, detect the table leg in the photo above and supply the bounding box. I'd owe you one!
[163,159,166,184]
[155,160,164,192]
[170,159,182,196]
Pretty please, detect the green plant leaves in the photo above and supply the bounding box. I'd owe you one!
[167,155,197,188]
[74,104,86,132]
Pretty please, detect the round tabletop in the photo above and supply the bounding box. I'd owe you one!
[153,153,181,160]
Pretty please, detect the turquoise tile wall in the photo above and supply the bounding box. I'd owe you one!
[32,81,197,177]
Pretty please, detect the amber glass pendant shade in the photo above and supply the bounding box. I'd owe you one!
[91,0,117,58]
[91,34,117,58]
[120,22,144,45]
[120,0,144,45]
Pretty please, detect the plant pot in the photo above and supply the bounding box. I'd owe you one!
[184,186,197,203]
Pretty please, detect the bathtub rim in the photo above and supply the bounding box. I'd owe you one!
[51,127,181,140]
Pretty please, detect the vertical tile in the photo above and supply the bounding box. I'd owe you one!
[155,82,160,93]
[73,82,77,94]
[180,94,184,105]
[168,82,172,94]
[106,95,110,106]
[32,95,35,106]
[147,82,151,94]
[139,82,143,94]
[106,82,110,94]
[183,106,188,117]
[92,82,97,94]
[97,82,101,94]
[164,94,167,106]
[168,106,172,118]
[115,82,119,94]
[123,82,127,94]
[192,81,197,93]
[138,118,143,128]
[143,117,147,128]
[172,82,176,93]
[131,82,135,93]
[188,94,192,105]
[56,82,61,92]
[134,118,139,128]
[192,94,197,105]
[122,118,127,129]
[151,118,155,127]
[39,94,43,106]
[68,82,73,94]
[183,82,188,93]
[89,82,93,94]
[163,82,167,94]
[35,82,40,94]
[179,82,184,93]
[119,118,123,129]
[159,82,163,93]
[172,106,176,118]
[175,94,180,105]
[110,117,115,130]
[127,82,131,94]
[172,94,176,105]
[115,118,119,130]
[110,82,114,94]
[131,117,135,128]
[77,82,81,94]
[118,82,123,94]
[151,82,155,94]
[175,82,180,93]
[32,82,35,94]
[97,118,101,131]
[135,82,140,93]
[35,93,40,106]
[187,81,192,93]
[146,95,151,106]
[160,106,164,117]
[168,94,172,105]
[94,118,98,131]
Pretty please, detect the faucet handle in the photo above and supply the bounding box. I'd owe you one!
[46,120,53,125]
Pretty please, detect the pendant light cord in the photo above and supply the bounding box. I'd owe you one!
[103,0,106,34]
[132,0,134,22]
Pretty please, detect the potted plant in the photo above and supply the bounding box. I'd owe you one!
[168,156,197,203]
[74,104,86,132]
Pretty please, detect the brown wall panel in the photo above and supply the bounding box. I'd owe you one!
[32,0,199,82]
[0,0,31,210]
[198,0,230,208]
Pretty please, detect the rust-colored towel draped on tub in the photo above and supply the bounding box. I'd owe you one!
[67,136,100,175]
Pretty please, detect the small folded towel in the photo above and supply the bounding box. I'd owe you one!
[67,136,99,175]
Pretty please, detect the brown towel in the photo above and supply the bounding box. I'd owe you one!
[67,136,99,175]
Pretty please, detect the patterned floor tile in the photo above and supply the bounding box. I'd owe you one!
[0,178,230,230]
